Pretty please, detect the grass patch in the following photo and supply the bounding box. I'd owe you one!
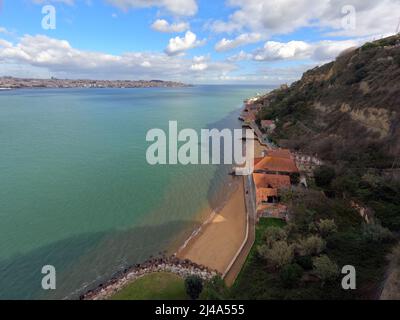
[110,272,188,300]
[230,218,287,299]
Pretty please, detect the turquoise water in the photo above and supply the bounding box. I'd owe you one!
[0,85,268,299]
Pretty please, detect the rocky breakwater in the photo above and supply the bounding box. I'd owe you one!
[81,256,219,300]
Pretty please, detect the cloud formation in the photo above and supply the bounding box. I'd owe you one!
[151,19,189,33]
[211,0,400,37]
[215,33,263,52]
[229,39,363,62]
[0,34,233,81]
[165,31,205,56]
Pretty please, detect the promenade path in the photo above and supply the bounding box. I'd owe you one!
[223,175,257,286]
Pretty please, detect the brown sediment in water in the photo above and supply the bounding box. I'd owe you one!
[175,178,247,274]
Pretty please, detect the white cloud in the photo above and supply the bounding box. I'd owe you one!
[210,0,400,38]
[229,38,367,63]
[164,31,205,56]
[215,33,263,52]
[227,50,253,62]
[253,41,312,61]
[0,39,13,48]
[190,63,208,71]
[151,19,189,33]
[193,55,207,63]
[140,61,151,67]
[190,55,209,71]
[311,39,360,61]
[0,34,233,81]
[106,0,198,16]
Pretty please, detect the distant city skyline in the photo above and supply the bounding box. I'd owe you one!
[0,0,399,84]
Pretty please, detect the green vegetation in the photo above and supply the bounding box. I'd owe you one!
[280,264,304,288]
[361,35,400,51]
[227,34,400,300]
[200,276,228,300]
[110,272,187,300]
[312,255,339,286]
[250,33,400,299]
[184,275,203,300]
[314,166,336,189]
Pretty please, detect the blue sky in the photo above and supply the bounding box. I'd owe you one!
[0,0,399,84]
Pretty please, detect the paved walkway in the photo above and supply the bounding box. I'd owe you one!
[224,175,257,286]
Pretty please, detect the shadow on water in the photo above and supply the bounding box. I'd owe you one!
[204,107,244,211]
[0,221,189,300]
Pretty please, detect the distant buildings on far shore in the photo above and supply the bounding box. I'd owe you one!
[0,76,188,89]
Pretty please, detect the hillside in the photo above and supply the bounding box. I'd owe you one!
[243,34,400,300]
[258,34,400,169]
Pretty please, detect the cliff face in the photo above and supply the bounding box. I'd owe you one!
[258,34,400,168]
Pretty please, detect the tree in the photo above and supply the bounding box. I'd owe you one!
[313,255,339,286]
[362,223,394,243]
[185,276,203,300]
[201,276,228,300]
[317,219,338,237]
[259,241,294,270]
[264,227,288,247]
[297,235,326,256]
[296,255,314,270]
[314,166,336,188]
[280,263,304,288]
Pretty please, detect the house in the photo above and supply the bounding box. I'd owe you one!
[253,173,291,206]
[253,173,292,189]
[261,120,276,133]
[257,188,279,204]
[254,156,299,175]
[244,112,256,123]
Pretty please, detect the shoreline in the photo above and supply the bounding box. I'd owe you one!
[80,106,250,299]
[81,168,247,300]
[176,176,247,275]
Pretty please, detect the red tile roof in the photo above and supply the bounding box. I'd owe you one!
[254,156,299,174]
[253,173,291,189]
[256,187,278,201]
[261,120,275,127]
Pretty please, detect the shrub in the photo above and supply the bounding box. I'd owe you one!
[388,244,400,267]
[296,255,314,270]
[314,166,336,188]
[395,55,400,67]
[317,219,338,237]
[313,255,339,286]
[185,276,203,300]
[361,42,378,51]
[297,235,326,256]
[362,223,394,243]
[263,227,288,247]
[201,276,228,300]
[280,264,304,288]
[259,241,294,270]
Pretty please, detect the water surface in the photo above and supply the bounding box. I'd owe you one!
[0,85,269,299]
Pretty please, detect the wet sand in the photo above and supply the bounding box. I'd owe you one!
[176,179,247,274]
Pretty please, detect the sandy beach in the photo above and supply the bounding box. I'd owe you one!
[176,178,247,275]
